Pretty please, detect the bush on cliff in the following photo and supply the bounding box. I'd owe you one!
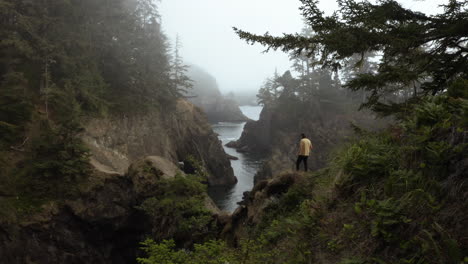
[137,173,213,242]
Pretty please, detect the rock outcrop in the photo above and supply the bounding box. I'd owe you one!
[229,104,274,154]
[0,156,222,264]
[83,99,236,186]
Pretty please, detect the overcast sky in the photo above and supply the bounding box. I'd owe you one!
[159,0,448,94]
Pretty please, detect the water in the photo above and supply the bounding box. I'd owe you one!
[208,105,263,212]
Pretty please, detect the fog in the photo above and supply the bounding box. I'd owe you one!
[160,0,447,94]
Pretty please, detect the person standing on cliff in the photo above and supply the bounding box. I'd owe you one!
[296,133,313,172]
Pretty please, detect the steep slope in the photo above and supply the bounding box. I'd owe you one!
[186,65,249,123]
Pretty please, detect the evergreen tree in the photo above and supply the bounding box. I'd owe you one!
[234,0,468,115]
[171,35,193,96]
[257,70,281,106]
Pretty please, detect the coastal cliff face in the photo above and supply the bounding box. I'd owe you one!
[83,99,236,186]
[0,156,224,264]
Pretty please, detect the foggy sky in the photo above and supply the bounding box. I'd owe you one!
[160,0,448,95]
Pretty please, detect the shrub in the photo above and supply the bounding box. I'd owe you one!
[137,173,213,242]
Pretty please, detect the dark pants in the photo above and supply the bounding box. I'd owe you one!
[296,155,308,171]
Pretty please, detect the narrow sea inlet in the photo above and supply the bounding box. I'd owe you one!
[208,106,263,212]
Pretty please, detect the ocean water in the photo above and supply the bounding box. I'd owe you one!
[208,105,263,212]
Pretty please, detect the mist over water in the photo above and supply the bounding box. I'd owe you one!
[208,106,263,212]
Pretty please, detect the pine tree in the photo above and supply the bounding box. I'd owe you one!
[257,69,282,106]
[171,35,193,96]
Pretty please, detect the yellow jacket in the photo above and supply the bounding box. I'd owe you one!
[298,138,313,156]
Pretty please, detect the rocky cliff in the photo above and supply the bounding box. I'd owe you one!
[82,99,236,186]
[0,156,225,264]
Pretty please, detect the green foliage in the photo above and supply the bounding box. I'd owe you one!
[327,95,466,263]
[170,35,193,96]
[138,237,284,264]
[0,118,91,221]
[138,239,235,264]
[447,78,468,100]
[137,173,212,241]
[137,239,190,264]
[259,177,315,231]
[183,155,210,182]
[332,135,398,187]
[0,72,33,148]
[338,258,366,264]
[19,121,91,199]
[0,72,32,124]
[0,121,19,148]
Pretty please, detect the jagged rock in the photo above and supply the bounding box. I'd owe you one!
[83,99,236,186]
[0,156,222,264]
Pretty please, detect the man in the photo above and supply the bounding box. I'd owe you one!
[296,133,313,172]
